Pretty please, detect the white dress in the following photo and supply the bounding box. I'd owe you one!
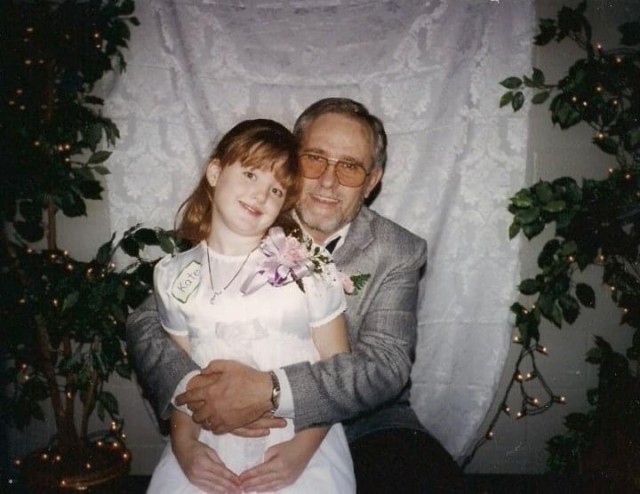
[147,240,355,493]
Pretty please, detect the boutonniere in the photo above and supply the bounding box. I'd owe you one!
[240,226,331,294]
[339,272,371,295]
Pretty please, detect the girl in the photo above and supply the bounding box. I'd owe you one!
[147,119,355,493]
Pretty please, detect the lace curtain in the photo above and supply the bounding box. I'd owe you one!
[104,0,534,459]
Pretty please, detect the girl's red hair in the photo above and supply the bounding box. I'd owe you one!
[177,119,300,244]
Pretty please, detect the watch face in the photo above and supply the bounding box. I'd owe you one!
[269,371,281,411]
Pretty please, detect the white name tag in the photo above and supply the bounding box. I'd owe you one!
[171,261,201,303]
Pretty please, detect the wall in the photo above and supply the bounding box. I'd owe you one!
[6,0,637,478]
[466,0,637,474]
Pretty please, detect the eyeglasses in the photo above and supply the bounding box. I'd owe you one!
[299,153,370,188]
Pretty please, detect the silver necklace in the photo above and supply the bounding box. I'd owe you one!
[206,246,254,305]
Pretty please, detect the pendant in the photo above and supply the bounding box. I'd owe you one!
[210,291,222,305]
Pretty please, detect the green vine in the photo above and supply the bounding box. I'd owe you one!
[463,4,640,486]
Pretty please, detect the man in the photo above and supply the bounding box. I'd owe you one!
[127,98,462,492]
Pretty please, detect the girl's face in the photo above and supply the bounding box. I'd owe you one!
[206,159,287,243]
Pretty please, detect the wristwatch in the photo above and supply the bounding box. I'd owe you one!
[269,370,281,413]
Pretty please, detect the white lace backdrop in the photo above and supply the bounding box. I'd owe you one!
[104,0,534,459]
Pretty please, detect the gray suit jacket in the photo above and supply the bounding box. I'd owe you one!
[125,207,428,443]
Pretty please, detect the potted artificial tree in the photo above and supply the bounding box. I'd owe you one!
[500,2,640,491]
[1,1,174,490]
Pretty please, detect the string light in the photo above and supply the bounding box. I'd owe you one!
[536,344,548,355]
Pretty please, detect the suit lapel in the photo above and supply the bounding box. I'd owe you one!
[333,208,374,269]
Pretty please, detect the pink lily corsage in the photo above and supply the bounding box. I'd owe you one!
[241,227,329,294]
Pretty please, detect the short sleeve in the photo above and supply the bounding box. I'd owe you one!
[153,254,191,336]
[302,261,347,328]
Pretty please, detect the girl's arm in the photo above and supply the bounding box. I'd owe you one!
[169,334,242,492]
[240,314,350,492]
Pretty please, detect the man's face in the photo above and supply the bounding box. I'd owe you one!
[295,113,383,244]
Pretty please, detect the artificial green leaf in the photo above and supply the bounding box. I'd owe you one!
[576,283,596,308]
[133,228,161,246]
[515,207,541,225]
[120,236,140,257]
[539,293,563,327]
[619,21,640,46]
[510,190,534,208]
[532,68,545,86]
[523,75,534,88]
[519,278,540,295]
[95,233,116,264]
[558,294,580,323]
[552,98,582,129]
[62,292,80,313]
[564,413,590,432]
[92,166,110,175]
[542,200,566,213]
[625,128,640,150]
[99,391,119,417]
[593,136,618,155]
[512,91,525,112]
[159,232,176,254]
[78,180,104,200]
[120,0,135,15]
[535,181,554,203]
[499,92,513,108]
[560,241,577,256]
[14,221,44,242]
[586,346,603,364]
[535,19,557,45]
[500,77,523,89]
[532,91,550,104]
[88,150,112,164]
[508,221,521,240]
[522,220,545,239]
[85,124,103,151]
[115,362,132,379]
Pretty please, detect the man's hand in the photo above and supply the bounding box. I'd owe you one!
[231,413,287,438]
[172,437,241,493]
[175,359,273,433]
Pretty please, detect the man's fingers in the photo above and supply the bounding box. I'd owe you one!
[175,386,206,406]
[231,426,270,438]
[202,358,235,374]
[250,416,287,429]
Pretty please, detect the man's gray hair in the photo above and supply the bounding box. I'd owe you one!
[293,97,387,171]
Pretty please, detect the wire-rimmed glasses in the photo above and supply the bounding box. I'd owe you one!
[299,153,370,187]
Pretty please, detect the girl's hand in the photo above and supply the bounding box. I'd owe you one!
[173,437,241,493]
[238,437,314,492]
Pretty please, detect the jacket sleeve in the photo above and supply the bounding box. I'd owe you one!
[283,235,427,430]
[125,295,199,420]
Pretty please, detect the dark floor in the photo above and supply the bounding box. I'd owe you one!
[3,473,613,493]
[123,474,588,493]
